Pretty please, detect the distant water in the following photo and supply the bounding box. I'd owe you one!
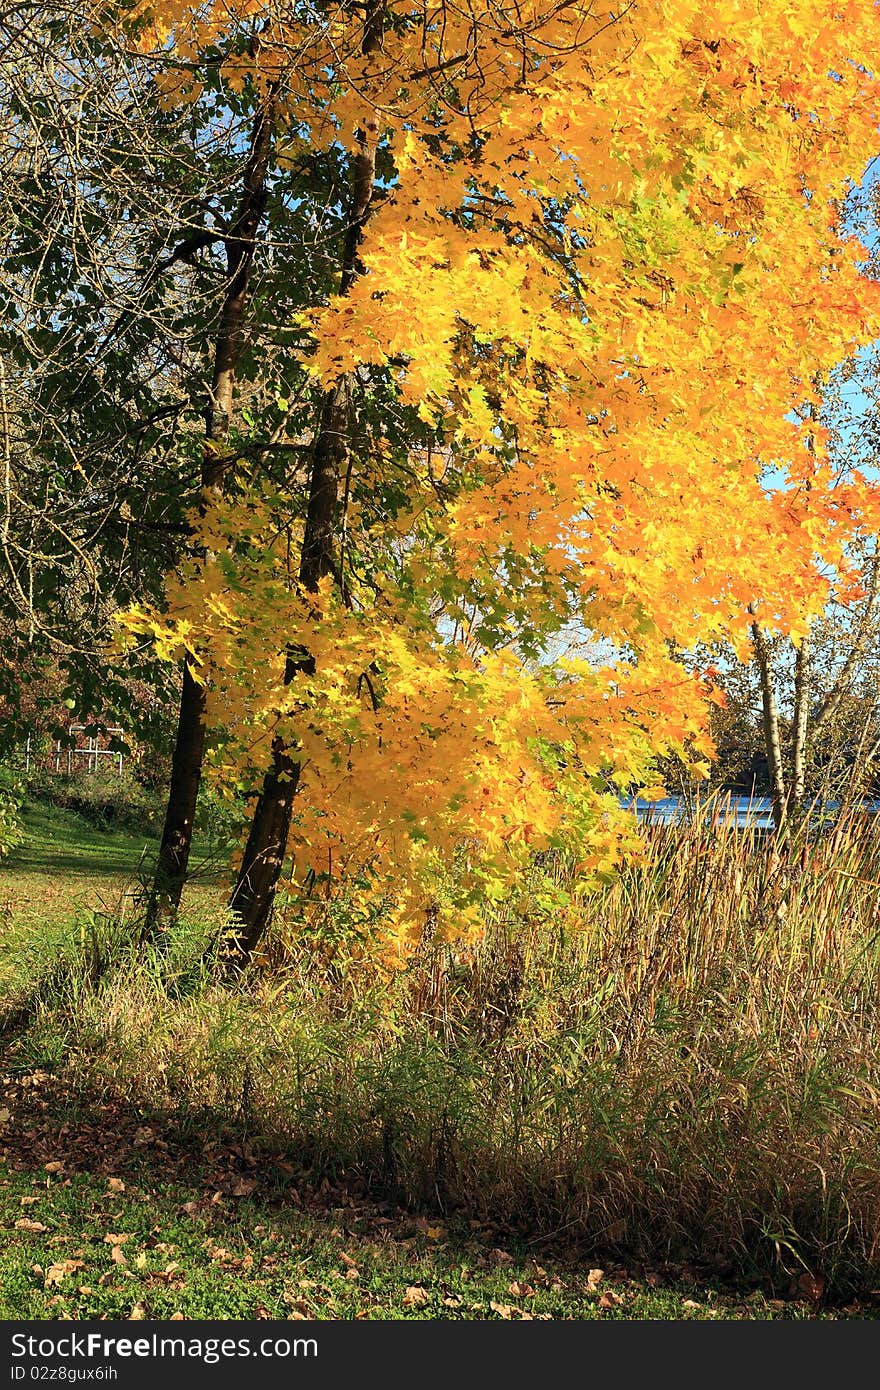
[624,794,880,831]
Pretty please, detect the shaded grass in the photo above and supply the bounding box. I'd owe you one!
[4,800,225,891]
[0,1076,868,1320]
[1,802,155,933]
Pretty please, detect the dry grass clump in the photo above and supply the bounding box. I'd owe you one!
[11,810,880,1292]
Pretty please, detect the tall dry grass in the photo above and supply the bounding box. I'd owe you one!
[11,808,880,1291]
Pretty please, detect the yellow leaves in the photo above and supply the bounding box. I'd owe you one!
[110,0,880,943]
[460,384,496,444]
[115,605,195,666]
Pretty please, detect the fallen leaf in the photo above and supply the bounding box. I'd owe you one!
[284,1298,312,1318]
[44,1162,64,1175]
[683,1299,701,1310]
[107,1178,125,1194]
[490,1301,517,1319]
[129,1305,146,1320]
[229,1177,257,1198]
[490,1248,514,1267]
[133,1127,154,1147]
[0,1107,10,1124]
[104,1234,132,1246]
[508,1282,535,1298]
[586,1268,604,1291]
[598,1291,624,1309]
[45,1260,84,1287]
[111,1247,127,1266]
[15,1219,48,1233]
[403,1286,430,1308]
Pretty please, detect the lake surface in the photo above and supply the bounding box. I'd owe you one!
[625,793,880,831]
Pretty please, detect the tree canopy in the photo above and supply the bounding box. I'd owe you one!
[8,0,880,951]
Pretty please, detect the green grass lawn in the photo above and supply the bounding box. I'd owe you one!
[0,801,224,1029]
[1,801,157,931]
[1,798,223,937]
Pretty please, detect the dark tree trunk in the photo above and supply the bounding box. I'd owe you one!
[147,663,209,929]
[145,96,276,936]
[226,378,354,960]
[225,9,383,968]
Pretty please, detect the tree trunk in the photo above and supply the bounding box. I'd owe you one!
[225,10,382,968]
[790,630,811,813]
[145,95,276,936]
[788,395,816,821]
[227,379,352,950]
[751,619,788,834]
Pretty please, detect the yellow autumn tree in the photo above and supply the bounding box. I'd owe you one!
[115,0,880,960]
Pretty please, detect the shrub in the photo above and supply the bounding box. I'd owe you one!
[25,767,165,835]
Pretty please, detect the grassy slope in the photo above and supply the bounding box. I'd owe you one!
[2,800,226,923]
[2,801,157,931]
[0,802,224,1003]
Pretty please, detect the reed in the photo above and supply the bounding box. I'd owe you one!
[9,808,880,1294]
